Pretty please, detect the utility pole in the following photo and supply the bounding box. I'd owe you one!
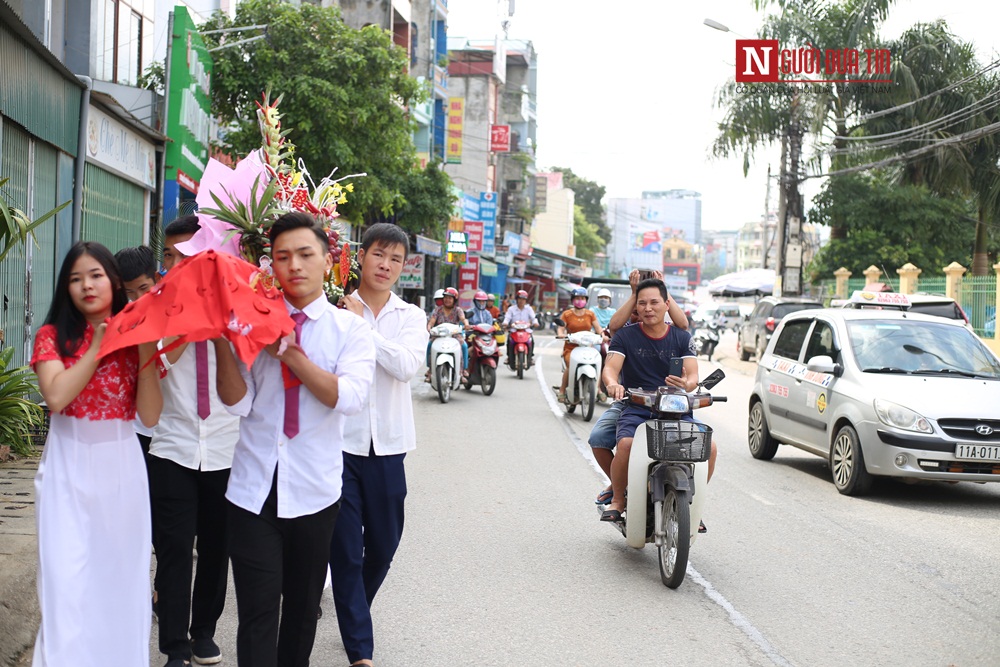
[762,164,770,269]
[775,94,804,296]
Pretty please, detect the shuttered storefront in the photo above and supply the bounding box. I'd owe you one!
[81,162,146,252]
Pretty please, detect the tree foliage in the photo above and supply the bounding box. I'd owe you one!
[806,173,980,281]
[572,205,604,261]
[389,161,456,239]
[200,0,450,224]
[550,167,610,242]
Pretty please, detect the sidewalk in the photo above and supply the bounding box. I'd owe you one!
[0,456,39,667]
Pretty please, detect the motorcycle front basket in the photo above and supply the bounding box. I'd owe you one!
[645,420,712,462]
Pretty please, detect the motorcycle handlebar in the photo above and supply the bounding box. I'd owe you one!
[713,396,728,402]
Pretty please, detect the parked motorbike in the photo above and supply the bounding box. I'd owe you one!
[428,323,464,403]
[559,331,603,421]
[463,323,500,395]
[693,323,721,361]
[606,369,726,588]
[506,321,534,379]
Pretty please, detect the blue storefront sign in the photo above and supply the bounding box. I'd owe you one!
[479,191,497,255]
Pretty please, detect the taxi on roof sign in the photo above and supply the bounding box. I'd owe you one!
[846,290,910,309]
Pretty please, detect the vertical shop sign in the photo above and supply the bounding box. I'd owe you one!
[446,98,464,164]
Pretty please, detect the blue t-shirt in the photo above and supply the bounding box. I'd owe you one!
[608,323,696,391]
[590,306,614,329]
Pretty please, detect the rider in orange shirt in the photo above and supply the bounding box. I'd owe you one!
[555,287,603,403]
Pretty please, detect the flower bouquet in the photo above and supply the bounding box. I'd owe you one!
[177,90,364,304]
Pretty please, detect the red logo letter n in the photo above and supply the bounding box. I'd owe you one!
[736,40,779,82]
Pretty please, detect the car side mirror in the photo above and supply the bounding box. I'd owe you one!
[807,355,842,377]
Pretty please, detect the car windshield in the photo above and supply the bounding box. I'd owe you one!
[773,303,822,319]
[586,284,632,309]
[848,319,1000,378]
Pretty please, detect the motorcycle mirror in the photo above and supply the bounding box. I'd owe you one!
[699,368,725,390]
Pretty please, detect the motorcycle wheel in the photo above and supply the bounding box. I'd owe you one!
[658,488,690,589]
[436,365,451,404]
[517,351,525,379]
[481,365,496,396]
[580,376,596,421]
[706,342,715,362]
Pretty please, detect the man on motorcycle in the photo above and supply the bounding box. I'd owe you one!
[599,279,717,523]
[503,289,539,363]
[426,287,469,381]
[555,287,603,404]
[590,288,615,330]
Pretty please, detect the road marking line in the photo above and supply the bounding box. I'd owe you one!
[749,492,775,506]
[535,340,609,481]
[686,566,796,667]
[539,338,795,667]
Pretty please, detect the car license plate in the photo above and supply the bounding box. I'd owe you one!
[955,444,1000,461]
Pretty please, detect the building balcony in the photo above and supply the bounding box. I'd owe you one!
[433,65,448,99]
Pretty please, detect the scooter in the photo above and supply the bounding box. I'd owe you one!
[559,331,603,421]
[693,323,721,361]
[463,322,500,396]
[506,321,534,379]
[605,369,726,588]
[428,323,464,404]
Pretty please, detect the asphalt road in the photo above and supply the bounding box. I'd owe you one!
[148,328,1000,667]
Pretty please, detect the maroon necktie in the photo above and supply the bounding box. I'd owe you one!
[283,312,309,439]
[195,341,210,420]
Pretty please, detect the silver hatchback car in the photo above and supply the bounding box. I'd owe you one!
[748,306,1000,495]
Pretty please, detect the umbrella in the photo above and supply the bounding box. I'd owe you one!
[98,250,294,368]
[707,269,775,297]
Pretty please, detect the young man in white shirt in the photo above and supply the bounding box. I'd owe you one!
[146,217,241,667]
[214,212,376,667]
[329,223,428,667]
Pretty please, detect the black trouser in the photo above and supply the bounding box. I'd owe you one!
[147,454,231,661]
[228,473,340,667]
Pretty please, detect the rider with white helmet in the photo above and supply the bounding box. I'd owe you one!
[590,288,615,329]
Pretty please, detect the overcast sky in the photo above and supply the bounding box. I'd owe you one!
[446,0,1000,232]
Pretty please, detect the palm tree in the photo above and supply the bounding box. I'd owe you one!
[713,0,898,239]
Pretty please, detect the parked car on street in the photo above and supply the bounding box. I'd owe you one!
[692,302,742,332]
[748,296,1000,495]
[738,296,823,360]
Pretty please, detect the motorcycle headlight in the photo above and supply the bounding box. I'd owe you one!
[873,399,933,434]
[658,394,690,413]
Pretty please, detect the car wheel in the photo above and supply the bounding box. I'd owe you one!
[830,424,874,496]
[748,400,779,460]
[738,336,751,361]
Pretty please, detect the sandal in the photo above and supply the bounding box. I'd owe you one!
[600,508,624,522]
[595,488,613,505]
[556,392,567,404]
[699,520,707,534]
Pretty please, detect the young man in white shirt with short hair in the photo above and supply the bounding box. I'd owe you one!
[329,223,428,667]
[214,212,376,667]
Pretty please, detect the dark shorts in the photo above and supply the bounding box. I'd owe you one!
[615,403,696,444]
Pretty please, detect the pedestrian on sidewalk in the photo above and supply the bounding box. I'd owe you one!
[329,223,428,667]
[30,241,162,667]
[146,216,241,667]
[213,212,376,667]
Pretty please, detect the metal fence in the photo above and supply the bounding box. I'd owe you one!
[918,277,947,295]
[959,274,996,337]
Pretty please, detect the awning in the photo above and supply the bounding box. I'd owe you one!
[507,277,533,284]
[557,281,583,293]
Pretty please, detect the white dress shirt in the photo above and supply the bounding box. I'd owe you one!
[150,342,240,471]
[503,304,537,326]
[342,291,428,457]
[225,294,376,519]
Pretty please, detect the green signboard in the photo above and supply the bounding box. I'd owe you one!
[165,6,212,190]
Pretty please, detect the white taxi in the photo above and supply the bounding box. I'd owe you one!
[748,291,1000,495]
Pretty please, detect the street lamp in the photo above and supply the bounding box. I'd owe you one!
[703,18,747,39]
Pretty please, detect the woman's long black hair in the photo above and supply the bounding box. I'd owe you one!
[43,241,128,357]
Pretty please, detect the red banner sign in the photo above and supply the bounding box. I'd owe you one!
[459,256,480,293]
[464,221,484,252]
[490,124,511,152]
